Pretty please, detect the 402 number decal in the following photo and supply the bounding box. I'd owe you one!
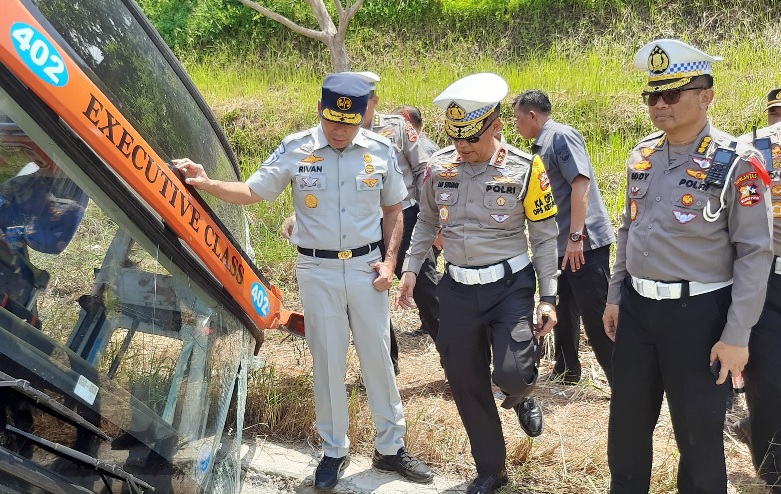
[10,22,68,87]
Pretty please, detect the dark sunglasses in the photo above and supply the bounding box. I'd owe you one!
[642,87,707,106]
[452,117,497,144]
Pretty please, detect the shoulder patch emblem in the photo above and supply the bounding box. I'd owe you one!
[737,182,761,207]
[771,184,781,196]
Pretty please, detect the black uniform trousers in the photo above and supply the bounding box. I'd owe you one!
[436,263,538,476]
[609,277,733,494]
[382,204,441,370]
[552,244,614,385]
[743,267,781,492]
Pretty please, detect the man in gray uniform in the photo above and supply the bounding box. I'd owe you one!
[397,73,559,494]
[735,92,781,491]
[393,105,441,156]
[282,73,440,366]
[174,73,432,491]
[349,72,440,352]
[602,39,773,494]
[513,89,616,386]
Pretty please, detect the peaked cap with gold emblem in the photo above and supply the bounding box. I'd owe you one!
[633,39,722,93]
[767,87,781,110]
[433,73,508,140]
[344,71,380,91]
[319,73,371,126]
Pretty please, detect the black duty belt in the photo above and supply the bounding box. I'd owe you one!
[297,241,381,260]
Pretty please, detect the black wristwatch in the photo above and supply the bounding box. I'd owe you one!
[569,231,587,242]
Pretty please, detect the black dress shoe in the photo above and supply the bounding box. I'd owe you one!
[314,454,349,490]
[514,396,543,437]
[466,469,509,494]
[372,447,433,483]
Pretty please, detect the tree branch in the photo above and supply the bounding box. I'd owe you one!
[305,0,337,35]
[337,0,365,33]
[236,0,328,42]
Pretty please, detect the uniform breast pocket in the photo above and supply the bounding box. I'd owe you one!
[668,188,710,230]
[626,181,650,224]
[354,173,383,216]
[481,181,520,228]
[294,173,327,215]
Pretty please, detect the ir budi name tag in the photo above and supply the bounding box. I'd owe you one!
[296,173,326,191]
[356,173,383,191]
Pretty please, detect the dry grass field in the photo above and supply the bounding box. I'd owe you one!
[245,286,768,494]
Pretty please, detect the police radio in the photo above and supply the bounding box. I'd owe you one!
[704,147,736,187]
[753,126,773,173]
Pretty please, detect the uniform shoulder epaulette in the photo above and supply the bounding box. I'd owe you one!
[378,113,406,127]
[282,127,316,146]
[429,145,456,163]
[637,130,665,145]
[506,144,534,163]
[361,128,393,147]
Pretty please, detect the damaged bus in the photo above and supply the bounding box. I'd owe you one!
[0,0,302,492]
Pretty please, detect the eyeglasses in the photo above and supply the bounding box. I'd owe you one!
[642,87,707,106]
[452,117,497,144]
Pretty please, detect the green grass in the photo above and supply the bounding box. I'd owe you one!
[169,4,781,491]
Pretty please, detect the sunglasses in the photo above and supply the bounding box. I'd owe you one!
[642,87,707,106]
[452,117,497,143]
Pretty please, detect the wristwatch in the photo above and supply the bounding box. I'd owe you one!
[569,231,587,242]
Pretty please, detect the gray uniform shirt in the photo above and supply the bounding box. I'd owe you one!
[739,122,781,256]
[532,118,616,254]
[608,123,773,346]
[418,132,441,157]
[371,114,430,208]
[246,125,406,250]
[403,143,559,298]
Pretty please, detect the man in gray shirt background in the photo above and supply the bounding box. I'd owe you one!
[513,90,616,386]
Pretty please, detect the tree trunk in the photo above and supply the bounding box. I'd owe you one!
[327,35,350,72]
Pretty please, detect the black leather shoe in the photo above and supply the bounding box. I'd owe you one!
[314,455,349,490]
[514,396,543,437]
[729,417,751,445]
[372,447,433,483]
[466,469,509,494]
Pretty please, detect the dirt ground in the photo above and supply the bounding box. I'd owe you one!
[253,289,766,494]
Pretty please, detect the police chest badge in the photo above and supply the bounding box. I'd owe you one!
[304,194,318,208]
[439,205,450,222]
